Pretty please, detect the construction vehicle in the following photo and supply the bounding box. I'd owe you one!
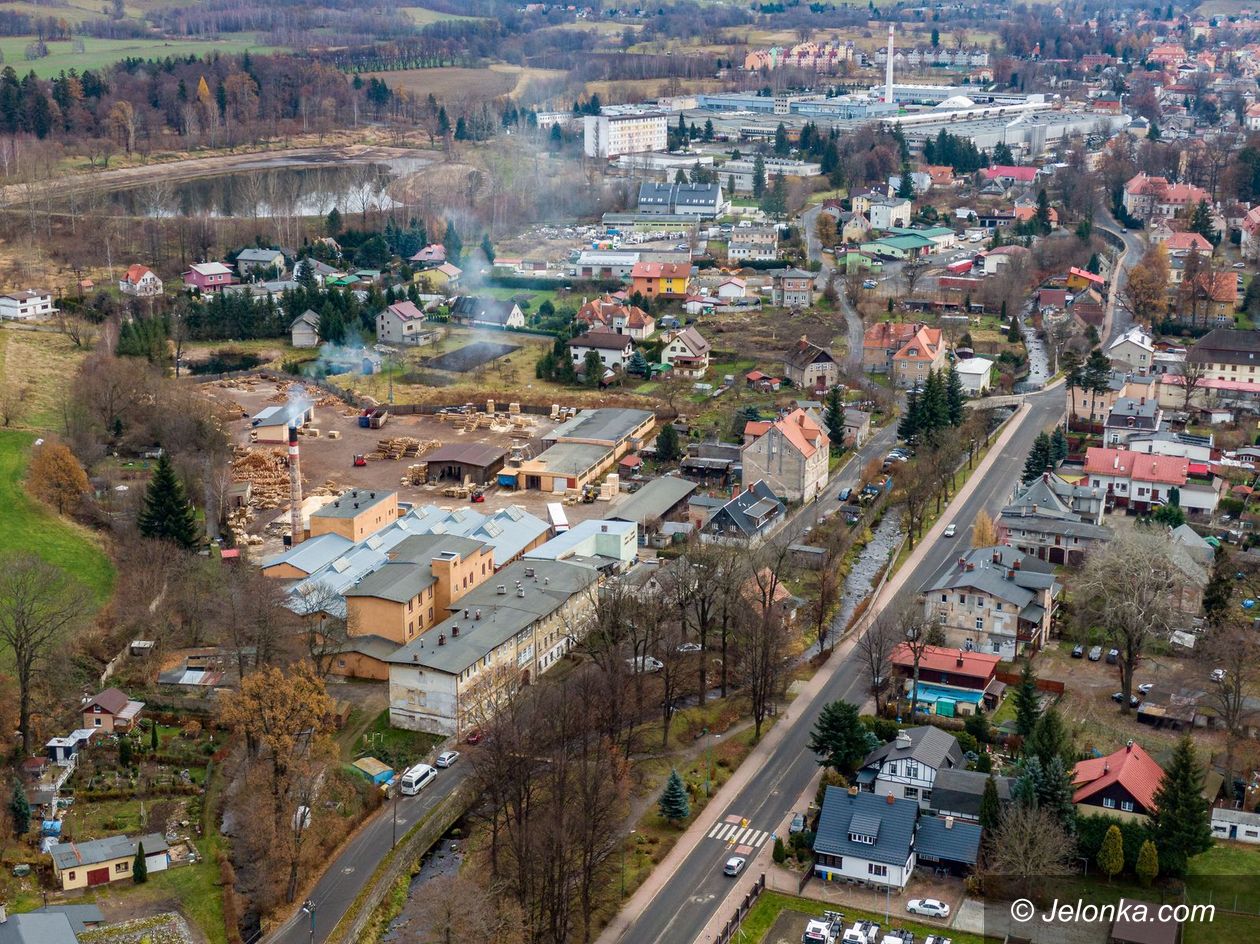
[352,454,367,467]
[469,487,486,503]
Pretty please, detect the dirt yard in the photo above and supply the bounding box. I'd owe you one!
[207,377,622,554]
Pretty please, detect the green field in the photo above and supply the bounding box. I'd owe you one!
[0,430,114,602]
[400,6,486,24]
[0,35,275,78]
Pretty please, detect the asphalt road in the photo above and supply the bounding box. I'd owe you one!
[619,387,1066,944]
[800,202,864,369]
[265,761,474,944]
[1093,213,1144,347]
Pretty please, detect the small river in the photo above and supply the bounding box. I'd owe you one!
[833,512,906,632]
[93,154,431,219]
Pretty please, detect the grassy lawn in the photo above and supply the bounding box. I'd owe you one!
[0,35,275,78]
[740,892,996,944]
[399,6,486,24]
[354,709,442,772]
[0,429,115,602]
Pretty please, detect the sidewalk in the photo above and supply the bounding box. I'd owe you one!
[597,401,1032,944]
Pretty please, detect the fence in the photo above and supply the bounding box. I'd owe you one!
[322,779,475,944]
[713,873,766,944]
[995,671,1065,695]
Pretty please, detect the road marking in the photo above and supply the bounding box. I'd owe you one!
[707,823,768,848]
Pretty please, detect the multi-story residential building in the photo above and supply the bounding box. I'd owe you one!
[851,192,912,229]
[376,300,433,346]
[782,335,839,393]
[568,331,635,372]
[636,182,725,217]
[0,289,56,320]
[576,296,656,339]
[720,157,821,193]
[235,247,286,277]
[862,321,917,374]
[182,261,234,293]
[856,726,964,808]
[890,324,946,389]
[631,261,690,299]
[387,559,601,735]
[997,472,1111,567]
[922,546,1060,658]
[119,264,163,297]
[1106,326,1155,373]
[727,227,779,261]
[1068,372,1157,429]
[1122,172,1211,222]
[740,408,829,502]
[1187,327,1260,385]
[583,113,668,158]
[697,480,786,545]
[1104,395,1163,446]
[769,268,815,307]
[660,326,711,379]
[1083,446,1221,516]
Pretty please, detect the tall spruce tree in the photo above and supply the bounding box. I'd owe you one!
[808,700,872,775]
[1012,661,1041,738]
[944,363,965,426]
[1050,426,1069,464]
[658,769,691,824]
[823,386,845,451]
[1021,432,1052,484]
[10,781,29,836]
[137,453,199,549]
[1149,736,1213,877]
[133,841,148,883]
[979,773,1001,830]
[655,422,681,462]
[898,387,922,443]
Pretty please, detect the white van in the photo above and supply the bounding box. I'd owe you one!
[399,763,437,796]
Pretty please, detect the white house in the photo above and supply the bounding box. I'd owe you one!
[715,278,747,301]
[0,290,56,320]
[856,727,964,808]
[568,331,634,371]
[235,248,286,276]
[1107,326,1155,373]
[376,300,433,346]
[290,310,321,348]
[660,326,711,379]
[1212,807,1260,844]
[119,264,163,297]
[954,357,993,396]
[812,786,918,889]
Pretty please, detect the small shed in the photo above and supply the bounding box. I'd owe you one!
[351,756,394,786]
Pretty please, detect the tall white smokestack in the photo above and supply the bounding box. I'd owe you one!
[886,24,895,105]
[288,425,303,547]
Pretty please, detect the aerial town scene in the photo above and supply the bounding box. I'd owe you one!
[5,0,1260,943]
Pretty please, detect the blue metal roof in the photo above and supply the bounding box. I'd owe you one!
[813,787,917,867]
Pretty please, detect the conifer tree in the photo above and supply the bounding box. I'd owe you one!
[1136,839,1159,887]
[9,782,29,836]
[944,363,965,426]
[898,387,922,443]
[655,423,681,462]
[133,841,148,883]
[979,774,1001,830]
[1012,661,1041,738]
[658,769,690,825]
[137,453,199,549]
[1149,736,1213,877]
[1098,824,1125,883]
[1021,432,1052,484]
[823,386,845,452]
[1050,426,1069,464]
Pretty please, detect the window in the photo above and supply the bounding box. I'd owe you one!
[975,617,984,630]
[1103,797,1116,809]
[904,786,919,799]
[958,594,967,605]
[868,863,888,878]
[905,761,919,779]
[922,790,932,802]
[116,861,129,873]
[1121,801,1135,813]
[849,832,875,845]
[94,718,102,727]
[941,594,947,603]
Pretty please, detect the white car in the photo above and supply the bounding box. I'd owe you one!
[723,855,746,876]
[627,656,664,674]
[907,899,950,919]
[1137,683,1154,695]
[1211,668,1226,682]
[435,750,460,768]
[677,642,703,653]
[943,523,957,538]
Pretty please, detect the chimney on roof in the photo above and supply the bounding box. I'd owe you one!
[452,624,459,637]
[1103,761,1110,773]
[1007,568,1015,580]
[886,792,895,805]
[848,785,859,796]
[956,650,965,666]
[1127,739,1134,751]
[438,634,446,646]
[945,815,954,830]
[992,550,1000,564]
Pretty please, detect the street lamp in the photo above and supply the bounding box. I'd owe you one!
[301,899,316,944]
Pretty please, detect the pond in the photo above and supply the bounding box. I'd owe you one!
[97,153,432,219]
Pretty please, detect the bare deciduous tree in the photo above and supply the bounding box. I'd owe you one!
[984,803,1076,900]
[857,610,901,715]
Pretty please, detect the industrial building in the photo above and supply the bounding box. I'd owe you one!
[506,408,656,493]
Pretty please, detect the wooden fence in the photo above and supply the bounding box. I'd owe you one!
[713,873,766,944]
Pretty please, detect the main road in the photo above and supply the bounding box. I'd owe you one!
[612,386,1065,944]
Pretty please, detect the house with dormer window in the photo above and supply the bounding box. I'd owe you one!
[812,786,918,889]
[856,727,964,809]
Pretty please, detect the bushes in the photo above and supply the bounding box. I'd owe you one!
[218,849,244,944]
[1076,812,1151,875]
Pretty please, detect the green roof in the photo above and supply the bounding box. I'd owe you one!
[876,233,935,250]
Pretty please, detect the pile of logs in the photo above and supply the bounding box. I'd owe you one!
[229,448,292,509]
[366,437,440,461]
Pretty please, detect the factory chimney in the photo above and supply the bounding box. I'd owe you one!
[885,24,895,105]
[288,425,303,547]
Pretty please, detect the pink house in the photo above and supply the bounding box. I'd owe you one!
[183,262,234,293]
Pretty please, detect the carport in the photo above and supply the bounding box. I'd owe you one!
[422,443,508,485]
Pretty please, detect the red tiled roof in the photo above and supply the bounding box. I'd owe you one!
[123,264,153,284]
[981,165,1038,183]
[1084,447,1189,485]
[1072,741,1164,812]
[1069,266,1105,285]
[890,643,1000,682]
[1164,231,1212,252]
[863,321,918,350]
[631,261,689,279]
[744,420,772,438]
[892,325,944,363]
[770,408,828,459]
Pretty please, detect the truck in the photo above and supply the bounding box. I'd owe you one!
[547,503,570,534]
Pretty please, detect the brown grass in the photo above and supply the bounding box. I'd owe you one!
[0,326,88,431]
[365,65,566,104]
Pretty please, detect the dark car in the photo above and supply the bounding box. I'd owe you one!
[838,487,852,502]
[1106,648,1120,665]
[789,812,805,834]
[1071,644,1085,658]
[1112,691,1140,708]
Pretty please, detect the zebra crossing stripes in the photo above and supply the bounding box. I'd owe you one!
[706,822,770,848]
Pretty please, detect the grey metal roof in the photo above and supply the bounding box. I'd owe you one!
[998,509,1112,541]
[423,443,507,467]
[337,633,402,661]
[33,904,104,934]
[237,247,284,263]
[311,490,393,521]
[861,726,964,773]
[813,787,918,867]
[387,560,598,674]
[926,548,1057,606]
[610,477,697,525]
[706,480,784,537]
[0,914,78,944]
[533,442,614,477]
[344,561,435,603]
[930,769,1015,819]
[850,811,882,840]
[915,815,982,865]
[50,832,168,871]
[547,408,654,446]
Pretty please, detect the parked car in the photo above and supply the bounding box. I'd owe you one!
[465,729,483,745]
[436,750,460,768]
[627,656,664,674]
[907,899,950,919]
[1106,648,1120,665]
[677,642,703,653]
[1211,668,1226,682]
[862,279,877,289]
[789,812,805,834]
[1138,682,1154,695]
[943,523,957,538]
[1071,644,1085,658]
[1112,692,1140,708]
[1088,646,1103,661]
[723,856,747,876]
[838,487,852,502]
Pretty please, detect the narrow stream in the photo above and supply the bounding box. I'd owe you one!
[834,511,905,631]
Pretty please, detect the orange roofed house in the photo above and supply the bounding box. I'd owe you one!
[631,261,689,299]
[888,643,1002,716]
[1122,172,1211,223]
[891,325,946,389]
[740,408,830,502]
[862,321,917,374]
[1072,741,1164,817]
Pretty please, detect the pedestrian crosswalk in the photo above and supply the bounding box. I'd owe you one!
[706,820,770,849]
